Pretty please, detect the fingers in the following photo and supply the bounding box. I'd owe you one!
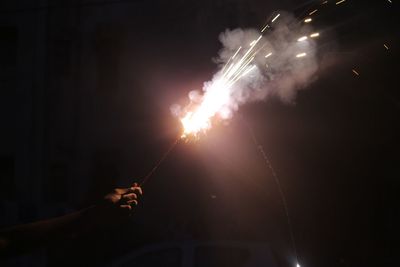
[130,183,143,196]
[121,193,139,206]
[110,182,142,213]
[120,204,132,210]
[122,193,138,201]
[113,187,132,195]
[114,183,143,196]
[126,199,138,206]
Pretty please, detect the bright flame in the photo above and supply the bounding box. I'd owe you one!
[180,79,231,138]
[179,36,261,138]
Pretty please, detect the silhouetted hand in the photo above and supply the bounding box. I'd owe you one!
[0,183,144,258]
[101,183,143,214]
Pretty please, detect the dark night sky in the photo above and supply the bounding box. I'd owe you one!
[0,0,399,266]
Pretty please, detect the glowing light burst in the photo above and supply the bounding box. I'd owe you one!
[180,79,231,138]
[177,12,317,139]
[179,36,262,138]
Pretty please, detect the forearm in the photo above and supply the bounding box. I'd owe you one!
[0,206,96,258]
[0,183,142,258]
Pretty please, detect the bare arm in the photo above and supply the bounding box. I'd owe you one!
[0,183,142,258]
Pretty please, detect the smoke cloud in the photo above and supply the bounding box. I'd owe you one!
[172,11,319,126]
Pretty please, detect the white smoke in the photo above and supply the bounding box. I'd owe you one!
[172,11,319,126]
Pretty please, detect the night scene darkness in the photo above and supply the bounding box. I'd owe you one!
[0,0,399,266]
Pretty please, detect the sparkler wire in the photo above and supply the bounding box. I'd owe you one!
[139,137,180,187]
[243,119,299,263]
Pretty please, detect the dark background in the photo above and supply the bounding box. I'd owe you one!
[0,0,399,266]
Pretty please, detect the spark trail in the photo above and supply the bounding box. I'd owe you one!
[173,11,319,139]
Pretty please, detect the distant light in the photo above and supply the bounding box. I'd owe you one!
[336,0,346,5]
[265,52,272,58]
[310,32,320,38]
[304,18,312,23]
[272,14,281,23]
[384,44,389,50]
[309,9,318,15]
[296,53,307,58]
[352,69,360,76]
[298,36,308,42]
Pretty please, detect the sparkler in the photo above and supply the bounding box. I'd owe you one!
[139,9,322,267]
[135,1,395,266]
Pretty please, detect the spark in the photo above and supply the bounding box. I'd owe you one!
[261,24,270,33]
[384,44,389,50]
[309,9,318,15]
[304,18,312,23]
[296,264,301,267]
[178,13,317,138]
[271,14,281,23]
[249,36,262,47]
[298,36,308,42]
[387,0,392,3]
[322,0,328,4]
[232,46,242,59]
[310,32,320,38]
[352,69,360,76]
[336,0,346,5]
[296,52,307,58]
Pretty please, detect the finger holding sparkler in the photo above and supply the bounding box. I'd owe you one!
[104,183,143,211]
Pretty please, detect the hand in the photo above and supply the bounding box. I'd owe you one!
[103,183,143,213]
